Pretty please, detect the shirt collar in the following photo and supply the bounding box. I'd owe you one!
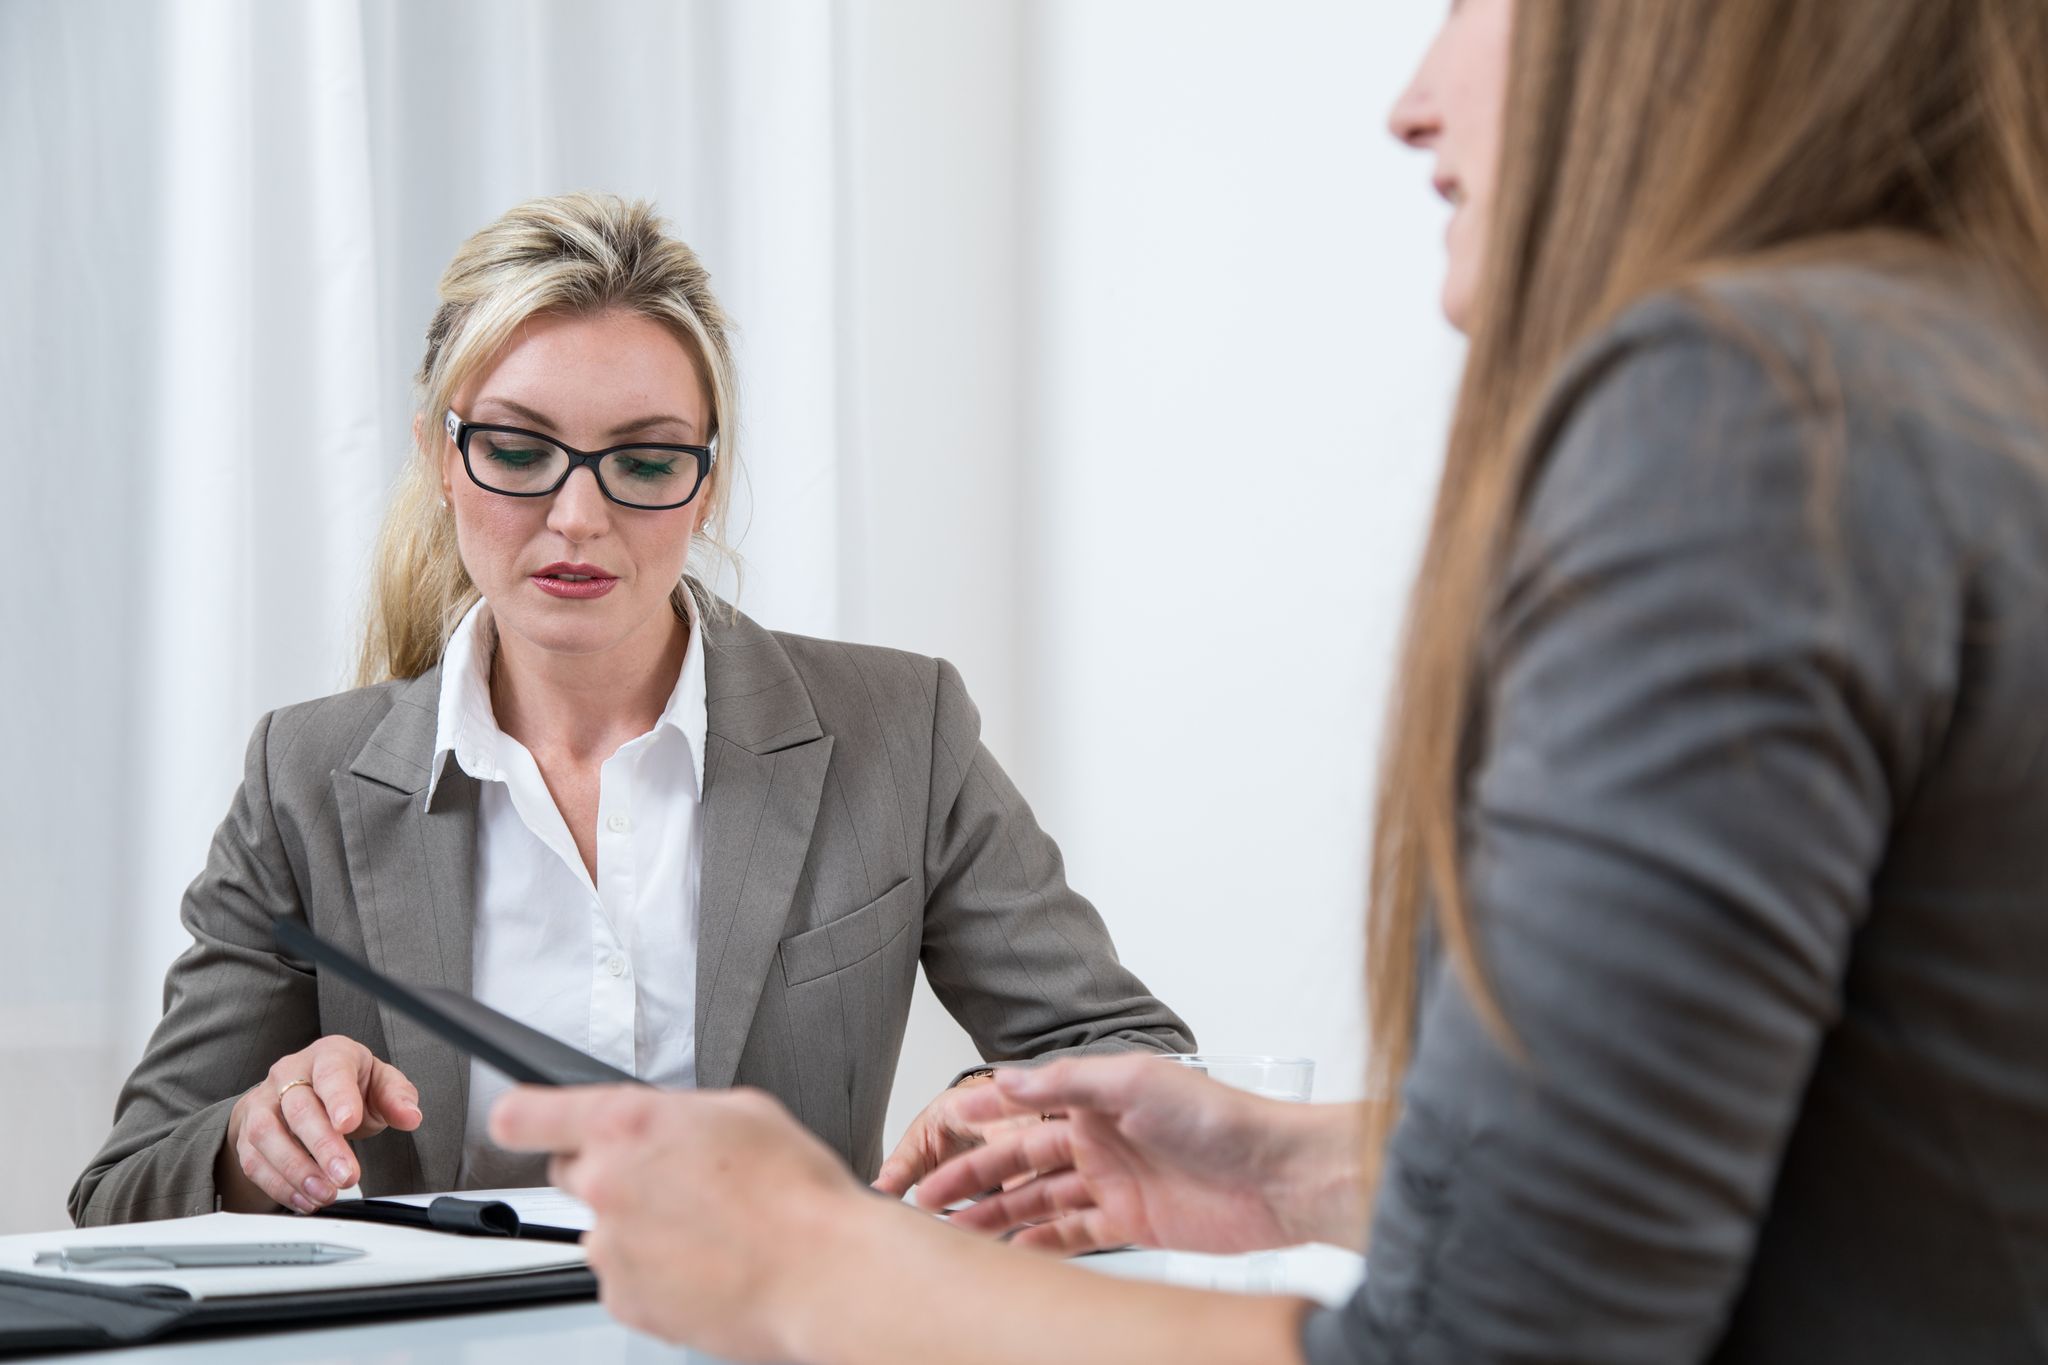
[664,588,710,797]
[424,591,710,810]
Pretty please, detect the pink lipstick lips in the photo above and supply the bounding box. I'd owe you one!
[532,561,619,600]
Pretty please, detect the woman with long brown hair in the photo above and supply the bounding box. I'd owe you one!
[493,0,2048,1359]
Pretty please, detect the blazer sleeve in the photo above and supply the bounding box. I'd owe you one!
[915,659,1196,1064]
[69,710,322,1226]
[1303,310,1958,1362]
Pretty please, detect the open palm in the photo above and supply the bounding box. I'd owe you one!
[917,1054,1306,1256]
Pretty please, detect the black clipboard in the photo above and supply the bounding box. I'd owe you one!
[0,1266,596,1356]
[0,923,636,1356]
[271,917,647,1088]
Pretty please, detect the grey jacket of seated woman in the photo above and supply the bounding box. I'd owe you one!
[70,194,1191,1226]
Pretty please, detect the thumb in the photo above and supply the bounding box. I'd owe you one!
[873,1118,937,1196]
[872,1156,914,1197]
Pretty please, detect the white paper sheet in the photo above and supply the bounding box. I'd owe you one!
[1081,1245,1366,1306]
[0,1211,586,1300]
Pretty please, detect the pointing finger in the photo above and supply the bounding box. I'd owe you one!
[310,1047,369,1136]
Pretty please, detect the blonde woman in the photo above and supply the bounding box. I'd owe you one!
[70,193,1191,1225]
[496,0,2048,1360]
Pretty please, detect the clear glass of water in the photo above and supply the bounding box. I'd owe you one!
[1157,1053,1315,1102]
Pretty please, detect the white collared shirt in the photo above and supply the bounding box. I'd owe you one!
[426,597,706,1187]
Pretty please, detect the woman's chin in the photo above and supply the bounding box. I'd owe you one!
[493,601,645,662]
[1441,277,1474,336]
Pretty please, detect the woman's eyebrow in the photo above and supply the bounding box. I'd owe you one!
[605,413,699,440]
[472,396,699,440]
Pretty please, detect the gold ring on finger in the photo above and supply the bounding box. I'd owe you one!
[278,1077,314,1102]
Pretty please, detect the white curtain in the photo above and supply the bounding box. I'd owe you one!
[0,0,1459,1234]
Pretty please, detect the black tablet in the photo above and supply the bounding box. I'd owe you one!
[272,917,645,1088]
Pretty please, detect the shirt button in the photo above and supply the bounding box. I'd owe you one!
[606,954,627,978]
[607,814,630,833]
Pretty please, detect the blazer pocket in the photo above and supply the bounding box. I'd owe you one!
[778,878,920,987]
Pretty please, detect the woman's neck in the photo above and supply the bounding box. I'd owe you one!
[487,607,690,763]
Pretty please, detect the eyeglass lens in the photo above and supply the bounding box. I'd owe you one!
[465,428,702,508]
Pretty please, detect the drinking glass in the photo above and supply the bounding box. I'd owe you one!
[1156,1053,1315,1102]
[1154,1053,1317,1290]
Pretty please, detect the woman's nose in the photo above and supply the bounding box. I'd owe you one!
[1388,78,1440,150]
[1388,26,1447,151]
[546,465,612,541]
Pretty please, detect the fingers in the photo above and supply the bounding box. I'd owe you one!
[238,1103,333,1212]
[226,1037,413,1211]
[915,1120,1075,1212]
[547,1152,586,1199]
[945,1076,1046,1127]
[994,1053,1154,1116]
[1012,1208,1121,1257]
[944,1054,1158,1128]
[293,1051,364,1188]
[873,1102,947,1196]
[873,1106,974,1197]
[491,1084,629,1154]
[308,1045,368,1137]
[511,1090,685,1210]
[871,1130,927,1198]
[364,1059,424,1134]
[947,1168,1097,1238]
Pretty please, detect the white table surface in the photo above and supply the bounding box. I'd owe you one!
[24,1244,1365,1364]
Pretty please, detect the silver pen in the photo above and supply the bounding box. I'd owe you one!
[33,1242,366,1271]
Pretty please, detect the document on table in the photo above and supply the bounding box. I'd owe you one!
[0,1211,585,1300]
[365,1185,596,1232]
[1082,1245,1366,1307]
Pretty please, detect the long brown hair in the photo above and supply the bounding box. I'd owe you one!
[1365,0,2048,1182]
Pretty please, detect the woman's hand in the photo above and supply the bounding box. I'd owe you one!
[492,1084,866,1359]
[872,1072,1038,1197]
[217,1036,422,1213]
[915,1054,1369,1255]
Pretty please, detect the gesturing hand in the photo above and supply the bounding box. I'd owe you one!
[915,1053,1364,1256]
[872,1072,1037,1197]
[492,1084,861,1359]
[218,1035,422,1213]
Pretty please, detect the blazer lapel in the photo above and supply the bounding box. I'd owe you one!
[694,610,833,1090]
[332,667,476,1191]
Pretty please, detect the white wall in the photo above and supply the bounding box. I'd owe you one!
[859,2,1461,1137]
[0,0,1460,1233]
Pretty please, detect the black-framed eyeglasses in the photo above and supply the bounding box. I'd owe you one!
[444,409,715,511]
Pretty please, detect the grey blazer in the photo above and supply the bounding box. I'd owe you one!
[72,610,1192,1225]
[1305,263,2048,1362]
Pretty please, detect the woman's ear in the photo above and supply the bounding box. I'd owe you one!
[415,411,454,502]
